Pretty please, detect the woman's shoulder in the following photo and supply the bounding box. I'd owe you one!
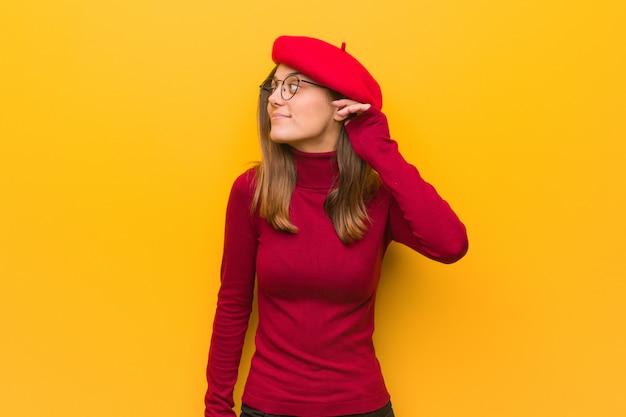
[230,166,258,199]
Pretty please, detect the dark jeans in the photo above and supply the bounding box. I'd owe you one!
[241,401,394,417]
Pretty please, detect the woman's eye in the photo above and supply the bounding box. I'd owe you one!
[287,83,299,93]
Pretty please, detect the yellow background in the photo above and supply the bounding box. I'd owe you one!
[1,1,625,416]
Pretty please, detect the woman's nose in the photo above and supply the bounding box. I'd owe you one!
[268,86,285,105]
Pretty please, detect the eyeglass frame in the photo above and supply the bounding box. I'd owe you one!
[259,72,328,101]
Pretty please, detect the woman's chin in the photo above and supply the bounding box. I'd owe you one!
[269,133,293,144]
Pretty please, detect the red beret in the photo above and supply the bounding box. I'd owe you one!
[272,35,383,110]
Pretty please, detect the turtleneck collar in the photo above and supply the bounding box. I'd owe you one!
[292,148,338,190]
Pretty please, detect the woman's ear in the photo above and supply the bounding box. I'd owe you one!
[332,99,371,123]
[333,110,351,122]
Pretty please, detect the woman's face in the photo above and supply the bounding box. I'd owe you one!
[266,64,342,153]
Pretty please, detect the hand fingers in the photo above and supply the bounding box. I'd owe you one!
[332,100,371,117]
[332,98,359,107]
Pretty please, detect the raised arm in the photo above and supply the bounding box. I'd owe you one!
[343,105,468,263]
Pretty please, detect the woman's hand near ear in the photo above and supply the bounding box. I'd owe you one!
[332,99,371,124]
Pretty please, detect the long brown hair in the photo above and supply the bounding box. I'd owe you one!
[251,66,380,244]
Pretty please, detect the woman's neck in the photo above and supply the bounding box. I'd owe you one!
[292,148,338,190]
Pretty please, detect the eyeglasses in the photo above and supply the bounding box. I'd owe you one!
[259,73,327,101]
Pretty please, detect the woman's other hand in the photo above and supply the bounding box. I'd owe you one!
[332,99,371,124]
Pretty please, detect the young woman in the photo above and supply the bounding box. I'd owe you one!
[205,35,468,417]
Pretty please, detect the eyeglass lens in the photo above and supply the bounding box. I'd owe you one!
[262,75,301,100]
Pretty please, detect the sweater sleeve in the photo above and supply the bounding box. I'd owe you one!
[345,108,468,263]
[205,172,258,416]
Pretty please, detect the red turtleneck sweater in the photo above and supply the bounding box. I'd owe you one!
[205,108,468,417]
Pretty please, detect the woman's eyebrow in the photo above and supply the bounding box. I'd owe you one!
[272,71,302,80]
